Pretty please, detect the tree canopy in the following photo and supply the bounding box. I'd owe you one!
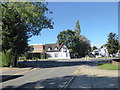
[2,2,53,66]
[92,46,98,50]
[107,32,119,55]
[57,29,91,58]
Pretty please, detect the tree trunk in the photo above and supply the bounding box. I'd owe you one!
[12,52,18,67]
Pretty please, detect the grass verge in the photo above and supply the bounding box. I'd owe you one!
[97,63,120,70]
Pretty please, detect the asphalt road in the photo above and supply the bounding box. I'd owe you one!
[1,59,119,89]
[2,62,83,89]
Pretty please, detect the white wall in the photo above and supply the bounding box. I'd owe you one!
[99,47,109,57]
[46,45,70,59]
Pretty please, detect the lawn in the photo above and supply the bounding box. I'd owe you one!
[90,57,117,59]
[97,63,120,70]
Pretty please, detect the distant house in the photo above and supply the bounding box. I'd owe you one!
[91,46,109,58]
[29,43,70,59]
[99,46,109,57]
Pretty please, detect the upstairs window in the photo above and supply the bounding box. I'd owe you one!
[55,46,58,51]
[48,47,52,51]
[63,47,67,52]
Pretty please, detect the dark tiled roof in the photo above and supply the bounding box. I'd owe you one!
[30,44,44,53]
[44,43,63,52]
[29,43,63,53]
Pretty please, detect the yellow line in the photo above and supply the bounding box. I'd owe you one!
[13,68,37,75]
[62,65,84,88]
[2,68,19,72]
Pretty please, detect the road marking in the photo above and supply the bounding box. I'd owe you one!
[13,68,37,75]
[62,65,84,89]
[1,68,19,72]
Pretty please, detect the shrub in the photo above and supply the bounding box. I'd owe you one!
[0,52,2,67]
[2,50,14,67]
[41,53,46,59]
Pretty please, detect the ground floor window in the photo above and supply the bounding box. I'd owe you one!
[54,53,58,57]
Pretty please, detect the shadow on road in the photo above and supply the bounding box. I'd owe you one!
[2,74,119,89]
[18,60,100,68]
[1,75,23,82]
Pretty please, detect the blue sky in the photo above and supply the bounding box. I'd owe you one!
[28,2,118,48]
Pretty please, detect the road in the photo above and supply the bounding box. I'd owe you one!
[1,59,119,89]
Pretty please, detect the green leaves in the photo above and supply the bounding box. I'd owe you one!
[57,29,75,49]
[107,32,119,54]
[2,2,53,66]
[2,2,53,36]
[2,50,14,67]
[74,20,81,36]
[57,29,91,58]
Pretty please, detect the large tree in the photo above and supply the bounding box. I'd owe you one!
[57,29,77,49]
[57,29,79,56]
[2,2,53,66]
[107,32,119,55]
[57,29,90,57]
[79,35,91,56]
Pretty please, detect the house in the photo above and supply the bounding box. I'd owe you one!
[44,43,70,59]
[29,43,71,59]
[91,49,101,58]
[27,44,45,59]
[30,44,44,53]
[99,46,109,57]
[91,46,109,58]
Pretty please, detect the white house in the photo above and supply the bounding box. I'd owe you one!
[91,46,109,57]
[29,43,71,59]
[99,46,109,57]
[45,43,70,59]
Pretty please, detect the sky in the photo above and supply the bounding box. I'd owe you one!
[28,2,118,48]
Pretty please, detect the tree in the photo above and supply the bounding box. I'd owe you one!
[92,46,98,50]
[57,29,79,56]
[107,32,119,55]
[57,29,91,57]
[57,29,76,49]
[79,35,91,56]
[2,2,53,67]
[74,20,81,36]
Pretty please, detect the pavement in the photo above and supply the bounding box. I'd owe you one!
[69,65,119,88]
[0,60,119,89]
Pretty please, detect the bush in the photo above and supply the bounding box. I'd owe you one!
[41,53,46,59]
[2,50,14,67]
[0,52,2,67]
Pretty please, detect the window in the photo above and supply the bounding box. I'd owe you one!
[47,54,52,58]
[55,46,58,51]
[63,48,67,52]
[48,47,52,51]
[54,53,58,57]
